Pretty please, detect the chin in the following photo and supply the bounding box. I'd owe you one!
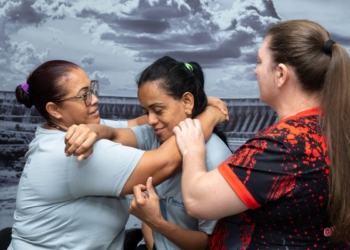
[158,135,171,144]
[91,117,101,124]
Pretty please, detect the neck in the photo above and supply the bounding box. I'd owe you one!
[273,91,321,122]
[276,100,320,121]
[47,123,66,132]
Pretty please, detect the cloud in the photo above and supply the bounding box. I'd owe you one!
[80,53,96,66]
[0,0,280,68]
[71,0,280,68]
[1,41,49,77]
[88,70,111,87]
[6,0,347,98]
[206,63,259,98]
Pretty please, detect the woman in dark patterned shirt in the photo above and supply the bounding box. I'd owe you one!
[173,19,350,249]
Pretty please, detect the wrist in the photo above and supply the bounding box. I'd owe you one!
[147,216,167,233]
[183,147,206,159]
[206,106,225,125]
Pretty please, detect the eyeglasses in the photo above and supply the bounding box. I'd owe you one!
[57,80,99,107]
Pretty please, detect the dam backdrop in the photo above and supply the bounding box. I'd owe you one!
[0,90,278,152]
[0,90,278,229]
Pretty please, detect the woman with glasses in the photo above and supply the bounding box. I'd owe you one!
[8,60,226,250]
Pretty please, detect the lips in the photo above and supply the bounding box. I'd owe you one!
[153,127,164,136]
[89,108,99,116]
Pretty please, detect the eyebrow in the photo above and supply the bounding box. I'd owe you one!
[76,86,89,95]
[149,102,164,108]
[140,102,164,109]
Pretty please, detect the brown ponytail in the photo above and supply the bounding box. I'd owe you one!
[268,20,350,244]
[321,43,350,244]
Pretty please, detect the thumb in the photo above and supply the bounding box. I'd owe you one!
[146,177,156,198]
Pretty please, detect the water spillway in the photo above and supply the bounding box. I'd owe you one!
[0,91,278,151]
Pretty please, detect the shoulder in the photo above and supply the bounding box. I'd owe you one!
[254,114,322,149]
[100,119,128,128]
[130,125,159,150]
[205,134,232,170]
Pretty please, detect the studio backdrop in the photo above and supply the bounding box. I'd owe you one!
[1,0,350,230]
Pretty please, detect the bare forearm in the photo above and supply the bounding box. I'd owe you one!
[181,149,209,219]
[195,106,224,141]
[85,124,117,140]
[127,115,148,127]
[86,124,138,147]
[148,219,208,250]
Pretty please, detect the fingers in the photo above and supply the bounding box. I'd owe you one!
[65,124,77,143]
[174,118,200,131]
[76,148,93,162]
[193,118,202,129]
[132,184,149,203]
[145,177,157,199]
[207,96,228,116]
[65,125,97,157]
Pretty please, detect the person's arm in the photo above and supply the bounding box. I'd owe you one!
[65,105,226,161]
[130,177,209,250]
[127,115,148,127]
[173,119,248,220]
[119,105,226,195]
[141,223,154,250]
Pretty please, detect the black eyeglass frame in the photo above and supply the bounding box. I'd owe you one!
[56,80,99,107]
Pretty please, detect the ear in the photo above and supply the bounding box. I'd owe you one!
[46,102,62,119]
[181,92,194,116]
[275,63,289,88]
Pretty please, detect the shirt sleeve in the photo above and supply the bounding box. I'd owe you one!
[68,139,145,198]
[100,119,128,128]
[218,137,293,209]
[130,125,159,150]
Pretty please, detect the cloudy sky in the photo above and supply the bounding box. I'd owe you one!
[0,0,349,98]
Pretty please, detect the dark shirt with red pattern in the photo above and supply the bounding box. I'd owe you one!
[208,108,347,249]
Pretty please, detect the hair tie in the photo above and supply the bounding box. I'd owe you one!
[324,39,336,55]
[21,82,29,94]
[184,63,193,71]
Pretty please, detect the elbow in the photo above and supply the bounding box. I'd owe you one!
[184,198,210,220]
[167,161,182,178]
[185,204,199,219]
[184,193,221,221]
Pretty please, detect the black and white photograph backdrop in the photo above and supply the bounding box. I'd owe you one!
[1,0,350,231]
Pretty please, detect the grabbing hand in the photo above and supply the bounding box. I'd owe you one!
[129,177,164,228]
[65,124,98,161]
[207,96,229,122]
[173,118,206,157]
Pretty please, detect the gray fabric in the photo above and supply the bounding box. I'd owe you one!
[9,119,144,250]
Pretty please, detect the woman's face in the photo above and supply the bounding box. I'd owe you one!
[254,36,277,105]
[56,68,100,126]
[138,81,189,143]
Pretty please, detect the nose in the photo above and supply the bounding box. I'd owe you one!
[91,92,99,105]
[148,113,158,125]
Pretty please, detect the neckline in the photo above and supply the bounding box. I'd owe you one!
[47,123,66,132]
[281,107,319,123]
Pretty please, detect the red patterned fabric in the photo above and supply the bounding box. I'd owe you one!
[208,108,347,249]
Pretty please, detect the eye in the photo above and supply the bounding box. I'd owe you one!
[155,110,162,115]
[81,91,88,98]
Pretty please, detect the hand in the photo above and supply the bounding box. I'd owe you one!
[64,124,98,161]
[173,118,206,157]
[129,177,164,228]
[207,96,229,122]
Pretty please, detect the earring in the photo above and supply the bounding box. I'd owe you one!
[186,111,192,116]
